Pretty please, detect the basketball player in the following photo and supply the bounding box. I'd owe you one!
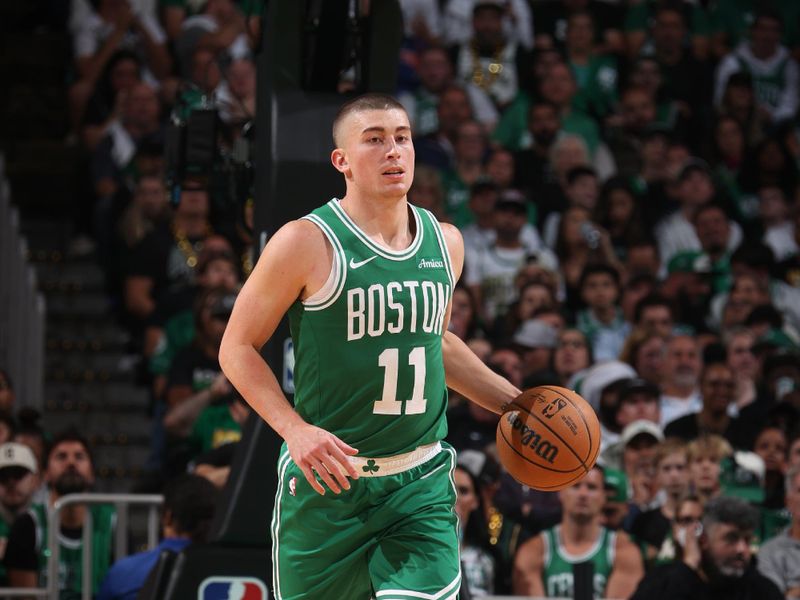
[512,466,644,599]
[219,94,521,599]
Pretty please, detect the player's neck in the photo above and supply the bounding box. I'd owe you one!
[339,194,414,251]
[561,518,600,546]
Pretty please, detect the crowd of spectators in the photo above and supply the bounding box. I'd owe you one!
[399,0,800,597]
[3,0,800,597]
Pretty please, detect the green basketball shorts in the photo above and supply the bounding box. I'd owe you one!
[271,441,461,600]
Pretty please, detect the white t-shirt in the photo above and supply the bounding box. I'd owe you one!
[659,390,702,428]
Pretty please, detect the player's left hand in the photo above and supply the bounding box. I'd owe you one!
[284,420,360,495]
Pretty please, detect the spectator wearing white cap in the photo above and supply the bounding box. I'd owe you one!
[0,443,39,584]
[511,319,558,384]
[602,420,664,509]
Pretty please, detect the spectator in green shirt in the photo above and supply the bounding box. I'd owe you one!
[625,0,710,60]
[564,10,620,119]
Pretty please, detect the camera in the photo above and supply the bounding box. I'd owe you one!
[164,86,254,220]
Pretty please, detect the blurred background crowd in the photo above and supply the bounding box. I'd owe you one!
[3,0,800,597]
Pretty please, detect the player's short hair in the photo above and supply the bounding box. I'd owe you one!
[332,93,407,148]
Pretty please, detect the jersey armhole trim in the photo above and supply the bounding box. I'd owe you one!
[542,530,551,570]
[422,207,455,288]
[301,215,347,311]
[608,529,617,567]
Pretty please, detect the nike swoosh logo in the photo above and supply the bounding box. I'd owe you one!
[349,255,378,269]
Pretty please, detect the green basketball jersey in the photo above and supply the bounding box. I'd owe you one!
[542,525,616,599]
[30,503,116,599]
[289,199,454,458]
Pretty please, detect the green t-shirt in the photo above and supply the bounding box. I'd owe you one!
[708,0,800,46]
[626,1,710,35]
[492,91,600,155]
[149,310,196,376]
[668,249,732,294]
[710,0,800,48]
[571,54,619,118]
[0,514,9,583]
[190,404,242,454]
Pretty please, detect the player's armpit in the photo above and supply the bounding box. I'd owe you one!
[605,532,645,600]
[512,534,546,596]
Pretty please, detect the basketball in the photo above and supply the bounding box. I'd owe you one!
[496,386,601,491]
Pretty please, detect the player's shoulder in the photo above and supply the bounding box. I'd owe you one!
[516,529,546,557]
[437,221,463,246]
[267,218,330,254]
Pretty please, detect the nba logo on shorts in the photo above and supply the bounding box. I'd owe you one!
[198,576,268,600]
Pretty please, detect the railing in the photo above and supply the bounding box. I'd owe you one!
[0,493,163,600]
[0,155,45,412]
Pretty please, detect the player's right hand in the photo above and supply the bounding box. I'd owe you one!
[284,422,360,495]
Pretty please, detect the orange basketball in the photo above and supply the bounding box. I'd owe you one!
[496,386,601,491]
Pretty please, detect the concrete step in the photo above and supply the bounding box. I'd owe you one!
[45,381,150,409]
[47,319,130,348]
[45,290,112,319]
[41,406,152,437]
[46,351,139,375]
[36,262,106,292]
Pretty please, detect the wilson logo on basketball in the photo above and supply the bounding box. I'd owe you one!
[506,413,559,464]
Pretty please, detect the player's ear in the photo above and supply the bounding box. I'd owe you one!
[331,148,348,174]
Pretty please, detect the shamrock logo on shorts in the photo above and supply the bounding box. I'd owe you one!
[363,459,380,473]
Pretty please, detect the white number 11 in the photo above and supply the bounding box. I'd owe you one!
[373,347,427,415]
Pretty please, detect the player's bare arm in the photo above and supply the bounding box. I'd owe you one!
[512,533,546,596]
[219,219,360,496]
[439,221,521,414]
[605,531,645,600]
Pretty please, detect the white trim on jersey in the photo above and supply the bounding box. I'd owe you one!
[301,214,348,311]
[421,207,455,290]
[271,450,292,600]
[330,198,424,260]
[554,524,607,563]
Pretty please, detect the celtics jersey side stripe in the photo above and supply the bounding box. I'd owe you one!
[329,198,424,260]
[422,208,455,289]
[271,450,292,600]
[301,214,347,311]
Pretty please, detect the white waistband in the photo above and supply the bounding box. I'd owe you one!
[349,442,442,477]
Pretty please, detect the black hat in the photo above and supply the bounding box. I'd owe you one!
[618,378,660,403]
[494,189,528,213]
[470,176,498,196]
